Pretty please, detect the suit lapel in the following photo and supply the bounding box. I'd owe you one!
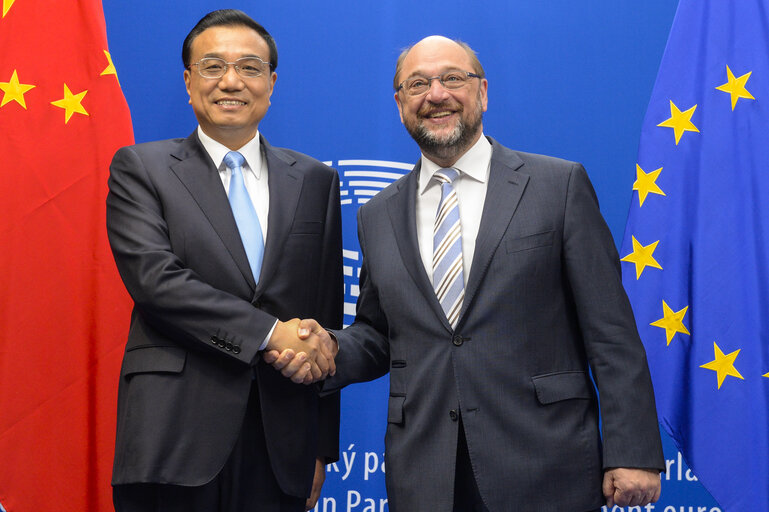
[386,162,453,331]
[257,136,303,296]
[169,131,256,290]
[460,139,529,324]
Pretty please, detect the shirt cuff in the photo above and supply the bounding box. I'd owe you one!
[327,329,339,353]
[259,319,278,351]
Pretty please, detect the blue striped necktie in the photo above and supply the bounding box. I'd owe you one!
[224,151,264,283]
[432,167,464,328]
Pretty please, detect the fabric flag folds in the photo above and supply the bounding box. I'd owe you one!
[620,1,769,510]
[0,0,134,510]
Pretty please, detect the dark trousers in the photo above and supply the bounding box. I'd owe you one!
[452,419,602,512]
[453,418,489,512]
[113,381,305,512]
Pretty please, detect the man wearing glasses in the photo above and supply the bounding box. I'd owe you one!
[106,9,342,512]
[270,35,664,511]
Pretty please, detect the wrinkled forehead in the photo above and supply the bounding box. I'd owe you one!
[190,25,270,61]
[400,39,474,79]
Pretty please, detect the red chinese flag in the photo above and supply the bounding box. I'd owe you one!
[0,0,134,510]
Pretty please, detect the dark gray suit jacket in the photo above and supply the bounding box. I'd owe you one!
[106,131,343,498]
[326,137,664,512]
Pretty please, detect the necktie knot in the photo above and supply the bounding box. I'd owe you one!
[434,167,460,185]
[224,151,246,171]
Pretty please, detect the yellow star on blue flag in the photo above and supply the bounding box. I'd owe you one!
[620,1,769,510]
[715,65,754,110]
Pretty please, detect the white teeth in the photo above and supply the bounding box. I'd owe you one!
[217,100,245,106]
[429,111,452,118]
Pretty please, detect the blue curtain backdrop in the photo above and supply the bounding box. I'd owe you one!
[102,1,725,510]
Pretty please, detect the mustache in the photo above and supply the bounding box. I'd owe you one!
[418,101,463,117]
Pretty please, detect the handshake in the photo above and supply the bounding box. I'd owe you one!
[263,318,335,384]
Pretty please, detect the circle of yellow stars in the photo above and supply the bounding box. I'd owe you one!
[625,64,766,389]
[0,51,119,123]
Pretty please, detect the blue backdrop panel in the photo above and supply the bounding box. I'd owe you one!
[102,1,722,510]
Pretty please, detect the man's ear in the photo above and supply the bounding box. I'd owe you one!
[394,91,405,124]
[183,69,192,104]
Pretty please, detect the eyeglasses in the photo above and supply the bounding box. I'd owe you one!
[397,71,481,96]
[189,57,270,79]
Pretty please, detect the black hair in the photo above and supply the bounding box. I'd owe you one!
[182,9,277,71]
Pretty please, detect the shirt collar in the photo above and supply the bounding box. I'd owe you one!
[197,126,263,178]
[418,134,492,195]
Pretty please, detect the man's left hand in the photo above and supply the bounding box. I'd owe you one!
[603,467,661,507]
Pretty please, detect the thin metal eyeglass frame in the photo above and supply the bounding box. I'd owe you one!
[188,56,270,79]
[397,71,481,96]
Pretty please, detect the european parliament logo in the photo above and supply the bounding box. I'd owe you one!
[325,159,412,326]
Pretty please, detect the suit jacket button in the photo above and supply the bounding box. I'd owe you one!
[452,335,463,346]
[210,336,219,345]
[225,343,233,351]
[449,409,459,421]
[232,346,242,354]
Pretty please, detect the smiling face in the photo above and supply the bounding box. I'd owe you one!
[183,25,277,150]
[394,36,488,167]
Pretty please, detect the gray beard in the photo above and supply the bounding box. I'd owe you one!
[407,107,483,164]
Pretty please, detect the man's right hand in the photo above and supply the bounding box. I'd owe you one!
[263,319,335,383]
[265,318,336,384]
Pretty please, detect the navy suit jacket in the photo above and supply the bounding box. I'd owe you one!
[106,131,343,498]
[326,137,664,512]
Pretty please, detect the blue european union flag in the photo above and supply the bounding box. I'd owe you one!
[620,1,769,510]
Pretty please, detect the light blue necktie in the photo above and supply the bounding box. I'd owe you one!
[224,151,264,283]
[432,168,464,328]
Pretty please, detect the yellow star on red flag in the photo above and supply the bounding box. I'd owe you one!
[101,50,117,77]
[621,236,663,279]
[715,65,754,110]
[50,83,89,123]
[658,100,699,145]
[2,0,16,17]
[0,0,135,509]
[100,50,122,87]
[700,342,744,389]
[0,70,35,109]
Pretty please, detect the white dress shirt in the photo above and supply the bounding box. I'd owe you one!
[416,135,492,285]
[197,127,270,242]
[197,126,274,349]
